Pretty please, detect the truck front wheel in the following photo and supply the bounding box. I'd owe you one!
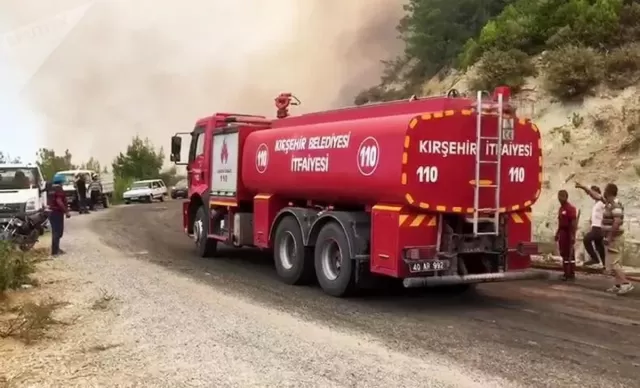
[194,206,217,258]
[273,216,314,285]
[314,222,355,297]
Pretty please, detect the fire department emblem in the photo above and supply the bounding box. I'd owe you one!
[221,138,229,164]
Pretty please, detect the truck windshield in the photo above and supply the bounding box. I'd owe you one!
[57,173,76,185]
[0,167,38,190]
[131,182,151,189]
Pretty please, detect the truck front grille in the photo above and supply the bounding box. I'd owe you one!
[0,203,24,215]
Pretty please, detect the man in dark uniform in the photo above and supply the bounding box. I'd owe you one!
[555,190,578,280]
[75,173,90,214]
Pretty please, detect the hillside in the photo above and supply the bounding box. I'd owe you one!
[424,69,640,241]
[359,0,640,258]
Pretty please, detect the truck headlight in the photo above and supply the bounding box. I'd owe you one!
[25,198,37,212]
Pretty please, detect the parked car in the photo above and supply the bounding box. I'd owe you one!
[170,179,188,199]
[123,179,167,204]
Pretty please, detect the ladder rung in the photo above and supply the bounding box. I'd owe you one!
[476,208,499,212]
[479,160,498,164]
[475,232,498,236]
[479,136,499,140]
[476,184,498,188]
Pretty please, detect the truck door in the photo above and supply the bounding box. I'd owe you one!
[187,126,207,191]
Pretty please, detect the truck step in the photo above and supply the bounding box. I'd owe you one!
[474,232,499,236]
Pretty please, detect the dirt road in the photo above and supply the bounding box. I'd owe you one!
[4,202,639,387]
[92,202,640,387]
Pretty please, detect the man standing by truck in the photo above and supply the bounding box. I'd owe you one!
[75,173,89,214]
[576,182,634,295]
[556,190,578,281]
[49,174,71,256]
[89,173,102,210]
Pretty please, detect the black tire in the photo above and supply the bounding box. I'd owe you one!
[124,200,130,205]
[314,222,355,297]
[146,196,152,203]
[195,206,217,258]
[273,216,314,285]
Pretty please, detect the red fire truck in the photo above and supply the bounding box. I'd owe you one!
[169,87,543,297]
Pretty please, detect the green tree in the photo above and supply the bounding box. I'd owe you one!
[398,0,514,79]
[0,152,21,164]
[36,148,76,181]
[463,0,623,66]
[158,166,185,187]
[80,157,102,173]
[112,136,164,180]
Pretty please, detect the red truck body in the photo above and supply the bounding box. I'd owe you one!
[171,88,544,297]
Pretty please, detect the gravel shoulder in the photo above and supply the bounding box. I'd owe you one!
[1,210,515,388]
[93,202,640,388]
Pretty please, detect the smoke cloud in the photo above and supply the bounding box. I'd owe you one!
[3,0,404,164]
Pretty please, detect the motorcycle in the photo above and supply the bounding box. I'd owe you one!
[0,210,49,252]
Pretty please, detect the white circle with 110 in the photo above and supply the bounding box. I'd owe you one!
[357,137,380,176]
[255,143,269,174]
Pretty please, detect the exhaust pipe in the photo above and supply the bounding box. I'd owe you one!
[403,270,549,288]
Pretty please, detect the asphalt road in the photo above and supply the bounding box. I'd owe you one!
[91,201,640,388]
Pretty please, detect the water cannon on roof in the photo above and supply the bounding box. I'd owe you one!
[274,92,301,119]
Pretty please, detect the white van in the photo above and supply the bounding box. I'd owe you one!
[0,163,47,225]
[123,179,167,204]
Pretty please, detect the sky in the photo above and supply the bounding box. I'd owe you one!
[0,0,403,165]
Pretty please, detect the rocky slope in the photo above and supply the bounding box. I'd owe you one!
[422,69,640,265]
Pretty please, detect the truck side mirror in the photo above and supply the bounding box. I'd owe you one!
[170,136,182,162]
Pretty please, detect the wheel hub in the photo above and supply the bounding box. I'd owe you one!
[193,219,203,244]
[279,232,296,270]
[321,239,342,281]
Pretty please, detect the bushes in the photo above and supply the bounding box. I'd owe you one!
[468,49,536,92]
[542,45,604,100]
[463,0,623,66]
[0,241,35,292]
[603,43,640,89]
[112,175,133,205]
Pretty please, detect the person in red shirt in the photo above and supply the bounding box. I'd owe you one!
[48,175,71,256]
[556,190,578,280]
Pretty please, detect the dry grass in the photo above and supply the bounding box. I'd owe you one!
[0,298,69,344]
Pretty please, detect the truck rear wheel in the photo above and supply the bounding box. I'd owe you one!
[273,216,314,285]
[314,222,355,297]
[194,206,217,258]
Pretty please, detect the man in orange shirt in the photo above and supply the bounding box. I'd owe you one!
[556,190,578,281]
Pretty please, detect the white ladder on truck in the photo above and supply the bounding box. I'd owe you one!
[472,90,504,236]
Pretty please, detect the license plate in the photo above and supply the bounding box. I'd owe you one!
[409,259,450,273]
